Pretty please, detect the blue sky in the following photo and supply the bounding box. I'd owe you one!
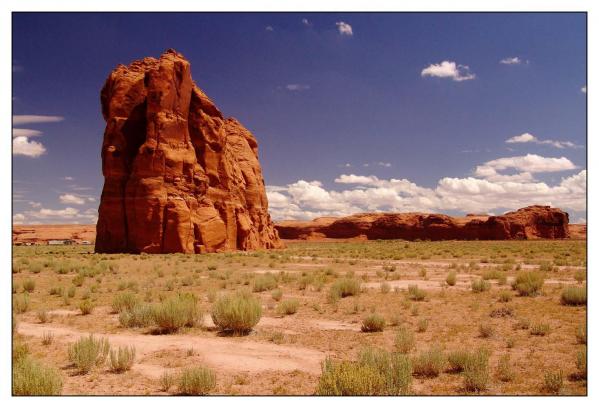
[12,13,587,224]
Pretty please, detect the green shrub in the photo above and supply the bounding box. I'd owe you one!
[361,314,386,332]
[512,270,544,296]
[446,271,457,286]
[416,318,429,333]
[109,345,136,373]
[543,370,563,394]
[253,273,277,292]
[211,291,262,335]
[36,309,51,323]
[79,299,94,315]
[178,366,217,395]
[22,279,36,293]
[576,323,587,344]
[160,371,175,392]
[153,294,200,333]
[530,322,551,336]
[72,274,85,287]
[68,334,111,374]
[271,288,283,301]
[412,346,445,377]
[13,356,62,395]
[119,303,154,328]
[560,286,586,306]
[13,293,30,314]
[41,331,54,346]
[496,354,515,382]
[394,327,415,354]
[463,348,490,392]
[408,285,426,301]
[574,270,585,283]
[498,290,513,302]
[330,278,361,298]
[111,292,140,314]
[316,348,411,395]
[471,279,490,293]
[575,347,587,380]
[277,298,300,315]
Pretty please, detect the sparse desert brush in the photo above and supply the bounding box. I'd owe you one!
[463,348,490,392]
[211,291,262,335]
[498,290,513,302]
[330,278,361,298]
[447,350,471,373]
[560,286,586,306]
[408,285,426,301]
[119,303,154,328]
[530,322,551,336]
[361,314,386,332]
[489,306,513,318]
[109,345,136,373]
[512,270,544,296]
[13,340,29,363]
[253,273,278,292]
[41,331,54,346]
[68,334,111,374]
[160,371,176,392]
[72,274,85,287]
[574,270,585,283]
[416,318,429,333]
[496,354,515,382]
[471,278,490,293]
[380,282,391,294]
[271,288,283,301]
[177,366,217,395]
[394,327,415,354]
[36,309,51,323]
[575,323,587,344]
[316,348,411,395]
[412,346,445,378]
[13,293,30,314]
[478,322,495,338]
[153,293,200,333]
[575,347,587,380]
[277,298,300,315]
[79,299,94,315]
[49,286,63,296]
[446,271,457,286]
[543,370,563,394]
[13,356,62,395]
[514,317,531,330]
[22,278,36,293]
[111,292,140,314]
[482,269,505,281]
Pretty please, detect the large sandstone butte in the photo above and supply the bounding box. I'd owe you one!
[276,205,570,241]
[95,50,282,254]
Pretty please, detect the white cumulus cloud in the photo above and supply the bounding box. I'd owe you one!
[12,129,43,138]
[336,21,353,36]
[421,61,475,82]
[500,56,522,65]
[505,133,581,149]
[59,194,86,205]
[13,136,46,157]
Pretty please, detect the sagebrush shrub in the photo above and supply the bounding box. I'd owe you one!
[22,279,36,293]
[446,271,457,286]
[575,323,587,344]
[79,299,94,315]
[68,334,111,374]
[560,286,586,306]
[512,270,544,296]
[111,292,140,314]
[271,288,283,301]
[153,293,200,333]
[412,346,445,378]
[496,354,515,382]
[361,314,386,332]
[253,273,277,292]
[13,293,30,314]
[530,322,551,336]
[543,370,563,394]
[408,285,426,301]
[109,345,136,373]
[277,298,300,315]
[394,327,415,354]
[119,303,154,328]
[13,356,62,395]
[211,291,262,335]
[330,278,361,298]
[471,279,490,293]
[178,366,217,395]
[463,348,490,392]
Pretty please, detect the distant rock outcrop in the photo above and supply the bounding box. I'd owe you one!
[95,49,282,253]
[276,206,570,241]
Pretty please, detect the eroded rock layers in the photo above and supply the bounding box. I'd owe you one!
[96,50,281,254]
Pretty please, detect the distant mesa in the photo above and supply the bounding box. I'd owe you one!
[275,205,571,241]
[95,49,282,254]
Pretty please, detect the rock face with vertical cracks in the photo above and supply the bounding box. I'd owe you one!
[95,50,282,254]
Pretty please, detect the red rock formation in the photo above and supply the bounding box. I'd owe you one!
[95,50,282,254]
[276,206,570,241]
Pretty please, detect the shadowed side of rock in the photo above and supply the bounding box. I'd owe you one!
[95,50,281,254]
[275,206,570,241]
